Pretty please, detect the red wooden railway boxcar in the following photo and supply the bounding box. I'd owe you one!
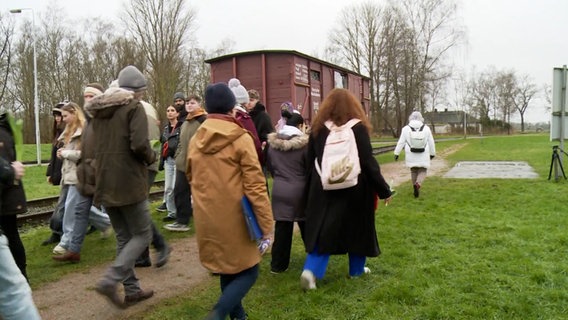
[205,50,370,124]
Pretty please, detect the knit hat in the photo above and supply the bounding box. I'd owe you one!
[228,78,249,105]
[173,92,185,102]
[53,101,66,116]
[205,83,237,114]
[286,113,304,127]
[84,83,104,97]
[118,65,147,92]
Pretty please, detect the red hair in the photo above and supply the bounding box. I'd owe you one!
[311,88,371,136]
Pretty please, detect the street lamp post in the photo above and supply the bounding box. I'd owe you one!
[10,8,41,165]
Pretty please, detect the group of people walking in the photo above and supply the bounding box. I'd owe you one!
[0,62,438,319]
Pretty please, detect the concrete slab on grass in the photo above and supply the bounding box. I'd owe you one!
[443,161,539,179]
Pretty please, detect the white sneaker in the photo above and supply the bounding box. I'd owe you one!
[100,227,113,239]
[164,222,190,232]
[364,267,371,274]
[53,244,67,255]
[300,270,317,290]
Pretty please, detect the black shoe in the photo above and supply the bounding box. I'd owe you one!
[41,233,61,246]
[86,225,97,235]
[156,203,167,212]
[135,258,152,268]
[413,183,420,198]
[162,216,176,222]
[155,244,171,268]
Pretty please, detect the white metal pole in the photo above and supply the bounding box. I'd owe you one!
[32,10,40,165]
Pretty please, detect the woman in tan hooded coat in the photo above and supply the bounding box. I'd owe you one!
[187,82,273,320]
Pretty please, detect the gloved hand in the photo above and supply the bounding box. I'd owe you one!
[394,155,399,161]
[430,155,435,160]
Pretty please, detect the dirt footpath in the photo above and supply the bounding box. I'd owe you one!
[33,145,462,320]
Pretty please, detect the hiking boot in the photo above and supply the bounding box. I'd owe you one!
[155,244,171,268]
[135,257,152,268]
[52,244,67,255]
[165,222,189,232]
[162,215,176,222]
[124,289,154,306]
[300,270,317,290]
[156,203,167,212]
[42,233,60,246]
[52,251,81,263]
[413,183,420,198]
[95,280,125,309]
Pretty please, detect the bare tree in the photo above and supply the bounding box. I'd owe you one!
[124,0,196,110]
[11,20,36,143]
[468,68,497,125]
[326,0,463,136]
[494,70,516,134]
[512,74,538,132]
[0,14,14,105]
[399,0,463,111]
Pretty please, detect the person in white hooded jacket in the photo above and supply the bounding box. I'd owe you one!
[393,111,436,198]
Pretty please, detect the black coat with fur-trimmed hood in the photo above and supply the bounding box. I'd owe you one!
[84,88,156,207]
[265,125,308,221]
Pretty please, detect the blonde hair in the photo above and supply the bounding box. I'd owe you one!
[60,102,86,147]
[311,88,371,136]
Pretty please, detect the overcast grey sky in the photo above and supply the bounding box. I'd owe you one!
[3,0,567,123]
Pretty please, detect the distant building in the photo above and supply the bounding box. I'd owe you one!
[424,109,480,134]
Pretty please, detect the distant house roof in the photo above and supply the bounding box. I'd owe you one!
[424,110,478,124]
[204,49,371,80]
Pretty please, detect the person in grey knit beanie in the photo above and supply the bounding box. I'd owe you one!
[118,66,147,92]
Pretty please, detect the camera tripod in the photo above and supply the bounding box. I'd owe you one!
[548,145,568,181]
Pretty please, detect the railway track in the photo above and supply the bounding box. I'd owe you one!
[18,180,165,226]
[19,145,396,226]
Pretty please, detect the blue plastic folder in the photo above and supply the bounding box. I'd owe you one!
[241,196,263,241]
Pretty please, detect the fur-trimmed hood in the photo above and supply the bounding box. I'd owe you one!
[267,128,308,151]
[84,88,135,119]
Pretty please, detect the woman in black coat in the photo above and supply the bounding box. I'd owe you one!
[300,88,393,290]
[0,112,28,279]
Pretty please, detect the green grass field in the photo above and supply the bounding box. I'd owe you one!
[18,134,568,319]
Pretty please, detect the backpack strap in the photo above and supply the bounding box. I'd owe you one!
[410,124,425,132]
[325,119,361,130]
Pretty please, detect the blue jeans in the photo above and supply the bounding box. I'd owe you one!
[49,185,68,235]
[215,264,259,320]
[102,200,152,295]
[60,185,111,250]
[0,235,41,320]
[163,157,177,217]
[303,250,367,279]
[69,202,111,253]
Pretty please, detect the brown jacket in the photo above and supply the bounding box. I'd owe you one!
[187,115,273,274]
[85,88,156,207]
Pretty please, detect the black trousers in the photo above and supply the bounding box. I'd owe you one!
[173,170,192,225]
[0,214,27,279]
[270,220,305,272]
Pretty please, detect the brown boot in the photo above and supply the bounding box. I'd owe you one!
[95,280,125,309]
[124,289,154,307]
[52,251,81,262]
